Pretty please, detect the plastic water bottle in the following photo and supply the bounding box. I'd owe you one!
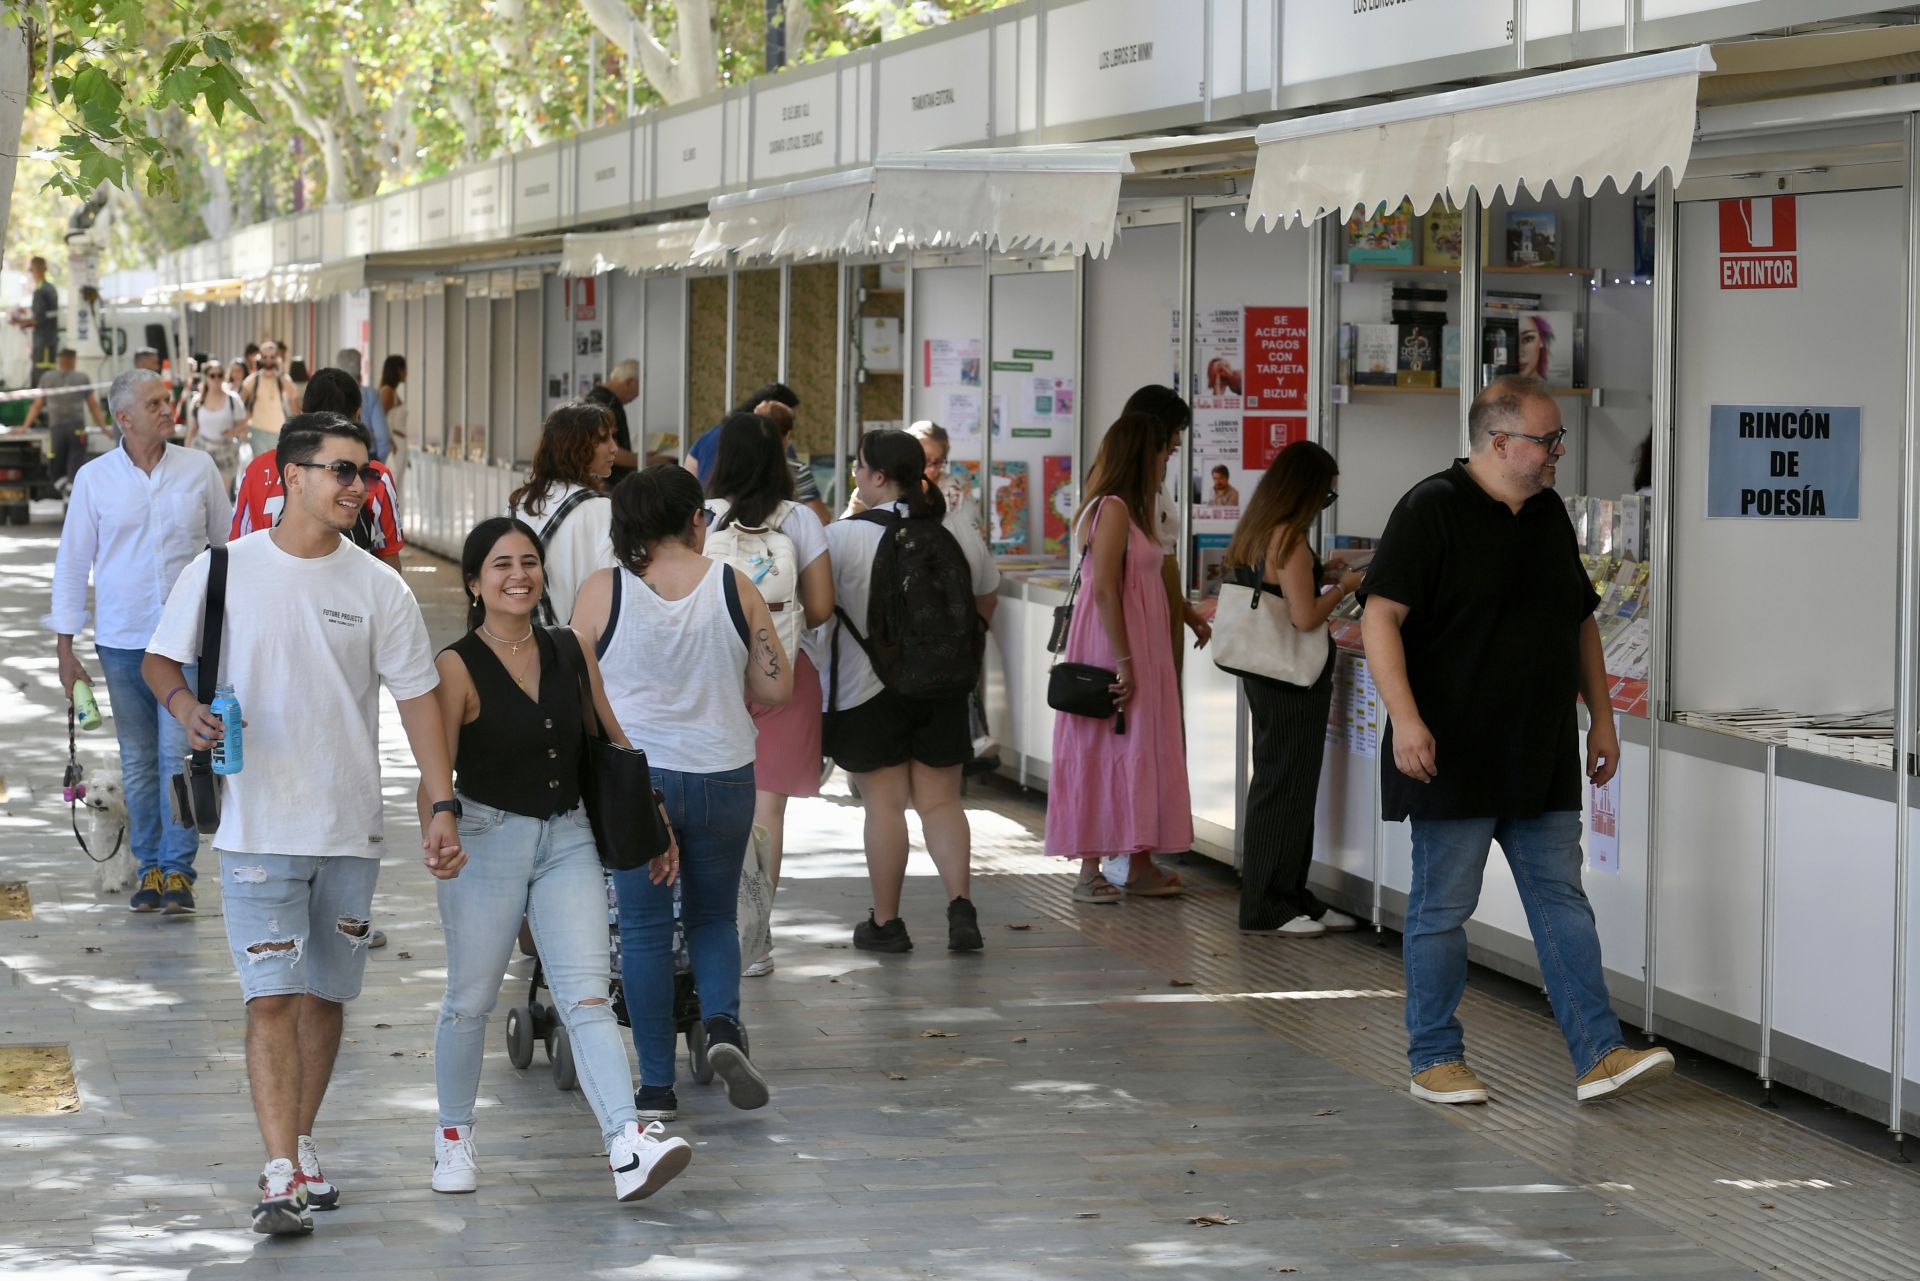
[210,685,243,776]
[71,679,102,732]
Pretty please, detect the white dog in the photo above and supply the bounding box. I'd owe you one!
[77,758,137,894]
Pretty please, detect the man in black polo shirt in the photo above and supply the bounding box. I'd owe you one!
[1359,375,1673,1107]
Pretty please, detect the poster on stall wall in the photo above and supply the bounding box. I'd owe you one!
[1193,306,1243,410]
[1587,721,1622,873]
[1192,408,1243,520]
[1042,456,1073,556]
[1244,306,1309,411]
[988,394,1008,438]
[937,389,982,444]
[990,460,1030,555]
[570,277,597,321]
[1326,652,1381,758]
[1244,415,1307,472]
[923,338,983,387]
[947,460,981,524]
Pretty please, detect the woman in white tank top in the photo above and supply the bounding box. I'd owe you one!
[571,465,793,1124]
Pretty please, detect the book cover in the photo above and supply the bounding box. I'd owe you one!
[1482,317,1519,376]
[1505,210,1559,267]
[1354,324,1399,385]
[860,318,903,372]
[1516,310,1574,384]
[1337,323,1356,386]
[1192,534,1230,597]
[990,460,1030,555]
[1347,200,1420,266]
[1042,455,1073,556]
[1396,323,1442,388]
[1441,324,1462,389]
[1424,205,1464,267]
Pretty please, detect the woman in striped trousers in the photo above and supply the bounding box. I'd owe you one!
[1224,442,1366,937]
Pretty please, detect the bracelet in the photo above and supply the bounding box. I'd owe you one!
[162,685,192,715]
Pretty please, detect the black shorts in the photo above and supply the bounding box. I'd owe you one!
[826,687,971,774]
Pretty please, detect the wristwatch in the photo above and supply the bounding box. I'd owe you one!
[431,799,463,819]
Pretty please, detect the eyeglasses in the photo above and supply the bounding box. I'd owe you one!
[296,460,381,487]
[1322,491,1339,509]
[1494,428,1569,451]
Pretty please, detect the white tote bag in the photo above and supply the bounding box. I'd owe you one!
[1210,566,1330,688]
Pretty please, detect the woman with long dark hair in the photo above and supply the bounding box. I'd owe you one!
[508,401,619,625]
[424,515,689,1200]
[823,429,982,954]
[1222,442,1365,936]
[570,465,792,1122]
[1044,413,1193,903]
[704,413,834,976]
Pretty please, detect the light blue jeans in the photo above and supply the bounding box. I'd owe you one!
[97,646,198,881]
[435,796,637,1145]
[612,763,755,1089]
[1404,812,1625,1078]
[218,851,381,1002]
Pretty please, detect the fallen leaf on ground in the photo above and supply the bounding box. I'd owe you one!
[1272,1268,1299,1274]
[373,1023,392,1030]
[1011,1036,1028,1044]
[396,951,413,959]
[1188,1213,1238,1227]
[1007,923,1032,931]
[920,1029,956,1038]
[886,1072,906,1081]
[389,1051,403,1058]
[83,946,102,954]
[1314,1108,1340,1117]
[1169,978,1194,987]
[1761,1202,1776,1210]
[824,942,849,949]
[1076,1211,1101,1219]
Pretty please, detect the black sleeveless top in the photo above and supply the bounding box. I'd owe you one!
[446,628,583,818]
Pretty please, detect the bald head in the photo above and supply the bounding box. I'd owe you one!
[1468,375,1556,452]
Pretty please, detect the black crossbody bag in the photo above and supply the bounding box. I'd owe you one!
[169,547,228,833]
[1045,500,1128,735]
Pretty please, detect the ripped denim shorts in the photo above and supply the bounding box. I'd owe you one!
[217,851,383,1003]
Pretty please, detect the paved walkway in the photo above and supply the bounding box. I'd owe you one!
[2,506,1918,1279]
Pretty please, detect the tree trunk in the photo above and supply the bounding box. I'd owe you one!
[0,23,31,257]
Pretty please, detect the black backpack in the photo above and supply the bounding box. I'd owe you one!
[834,507,983,701]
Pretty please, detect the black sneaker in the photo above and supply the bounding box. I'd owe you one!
[633,1084,678,1122]
[703,1014,770,1111]
[946,896,984,952]
[160,872,196,915]
[853,912,913,954]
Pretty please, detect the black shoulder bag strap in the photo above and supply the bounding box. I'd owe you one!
[533,488,603,625]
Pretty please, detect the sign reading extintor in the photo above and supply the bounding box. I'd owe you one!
[1718,197,1798,290]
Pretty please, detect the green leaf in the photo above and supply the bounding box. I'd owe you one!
[204,34,233,63]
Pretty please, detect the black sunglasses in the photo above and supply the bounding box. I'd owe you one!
[1322,490,1339,510]
[296,460,381,487]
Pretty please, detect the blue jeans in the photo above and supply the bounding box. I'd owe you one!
[97,646,198,881]
[436,797,636,1145]
[218,851,381,1002]
[1404,812,1625,1078]
[612,763,755,1089]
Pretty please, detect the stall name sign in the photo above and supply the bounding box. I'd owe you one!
[913,89,956,111]
[1719,197,1797,290]
[1099,42,1153,70]
[1705,404,1859,519]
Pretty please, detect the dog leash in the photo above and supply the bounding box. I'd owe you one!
[63,702,124,864]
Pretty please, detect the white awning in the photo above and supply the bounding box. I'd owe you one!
[1248,46,1717,230]
[234,258,366,303]
[691,169,875,265]
[867,135,1251,259]
[559,219,704,276]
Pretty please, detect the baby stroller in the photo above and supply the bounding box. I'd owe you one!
[503,876,712,1091]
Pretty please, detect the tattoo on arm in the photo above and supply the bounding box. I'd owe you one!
[754,626,782,679]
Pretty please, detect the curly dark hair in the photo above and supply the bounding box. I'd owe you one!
[510,400,615,518]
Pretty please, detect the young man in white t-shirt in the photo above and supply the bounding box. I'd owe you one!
[143,412,464,1237]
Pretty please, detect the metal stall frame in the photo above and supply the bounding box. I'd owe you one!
[1644,169,1678,1041]
[1894,110,1919,1153]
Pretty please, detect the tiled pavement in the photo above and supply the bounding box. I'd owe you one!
[1,513,1916,1279]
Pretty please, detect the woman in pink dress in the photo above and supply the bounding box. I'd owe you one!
[1045,412,1194,901]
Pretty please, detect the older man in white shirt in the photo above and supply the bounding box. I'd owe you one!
[52,369,231,914]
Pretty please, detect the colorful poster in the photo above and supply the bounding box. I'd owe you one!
[1326,652,1381,758]
[1244,306,1309,411]
[1192,533,1230,597]
[1042,456,1073,556]
[1243,415,1308,472]
[990,460,1030,555]
[1193,306,1243,411]
[923,338,983,386]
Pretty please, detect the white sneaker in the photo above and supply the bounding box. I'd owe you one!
[742,946,775,978]
[1274,915,1327,937]
[609,1120,692,1202]
[1319,909,1362,932]
[295,1133,339,1209]
[432,1125,478,1194]
[251,1158,313,1236]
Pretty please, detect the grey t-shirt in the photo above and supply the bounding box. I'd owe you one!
[37,368,91,430]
